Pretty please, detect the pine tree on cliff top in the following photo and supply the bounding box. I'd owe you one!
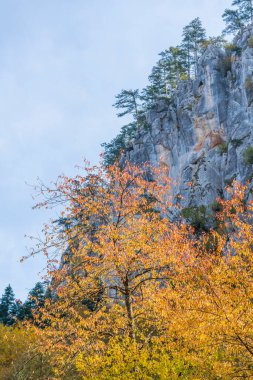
[181,18,206,79]
[223,0,253,35]
[233,0,253,23]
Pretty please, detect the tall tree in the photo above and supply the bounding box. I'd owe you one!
[181,18,206,78]
[27,162,253,378]
[233,0,253,23]
[113,89,140,120]
[102,122,137,166]
[21,282,46,321]
[141,46,187,105]
[222,8,246,35]
[0,285,17,325]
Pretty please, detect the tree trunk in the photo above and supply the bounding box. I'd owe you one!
[124,279,136,340]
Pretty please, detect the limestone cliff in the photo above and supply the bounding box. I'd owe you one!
[126,26,253,208]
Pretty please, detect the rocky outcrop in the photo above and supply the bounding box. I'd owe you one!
[126,26,253,208]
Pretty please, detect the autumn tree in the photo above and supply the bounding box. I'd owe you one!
[28,161,201,378]
[23,160,253,378]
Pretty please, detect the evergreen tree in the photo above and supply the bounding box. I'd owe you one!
[22,282,46,321]
[113,89,140,120]
[0,285,17,325]
[181,18,206,78]
[103,89,143,166]
[232,0,253,23]
[222,0,253,35]
[102,122,137,166]
[222,8,245,35]
[140,84,160,108]
[148,62,169,96]
[141,46,187,106]
[201,36,227,50]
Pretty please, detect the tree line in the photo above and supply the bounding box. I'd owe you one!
[0,282,46,326]
[102,0,253,166]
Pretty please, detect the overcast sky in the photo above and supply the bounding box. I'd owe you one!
[0,0,232,300]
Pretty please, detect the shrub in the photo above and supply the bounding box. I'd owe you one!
[211,200,223,213]
[225,175,236,187]
[182,205,208,233]
[243,146,253,165]
[219,142,228,154]
[231,138,244,148]
[245,77,253,91]
[248,37,253,48]
[218,56,232,76]
[224,43,242,55]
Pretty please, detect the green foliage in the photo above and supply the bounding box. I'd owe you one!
[211,200,223,212]
[222,9,245,35]
[102,123,137,166]
[244,76,253,90]
[232,0,253,23]
[218,55,232,76]
[222,0,253,35]
[219,142,228,154]
[20,282,46,321]
[0,283,47,326]
[182,205,209,233]
[201,36,227,49]
[231,138,244,147]
[225,175,236,186]
[243,146,253,164]
[224,43,242,55]
[113,89,140,119]
[181,17,207,78]
[141,46,188,105]
[248,36,253,47]
[0,285,18,326]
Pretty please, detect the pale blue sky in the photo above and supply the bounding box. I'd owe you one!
[0,0,231,300]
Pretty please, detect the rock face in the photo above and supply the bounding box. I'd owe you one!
[126,26,253,208]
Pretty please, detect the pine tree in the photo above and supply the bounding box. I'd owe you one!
[140,84,160,107]
[181,18,206,78]
[141,46,187,106]
[232,0,253,23]
[113,89,140,120]
[201,36,227,49]
[222,8,245,35]
[22,282,46,321]
[0,285,17,325]
[161,47,188,85]
[222,0,253,35]
[102,122,137,166]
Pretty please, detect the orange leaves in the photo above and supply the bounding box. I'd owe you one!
[27,164,253,378]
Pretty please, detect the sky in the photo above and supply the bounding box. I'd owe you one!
[0,0,232,300]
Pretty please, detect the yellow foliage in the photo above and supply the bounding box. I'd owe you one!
[19,162,253,378]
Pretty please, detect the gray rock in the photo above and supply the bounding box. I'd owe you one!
[126,26,253,208]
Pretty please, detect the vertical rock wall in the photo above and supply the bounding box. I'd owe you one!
[127,26,253,207]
